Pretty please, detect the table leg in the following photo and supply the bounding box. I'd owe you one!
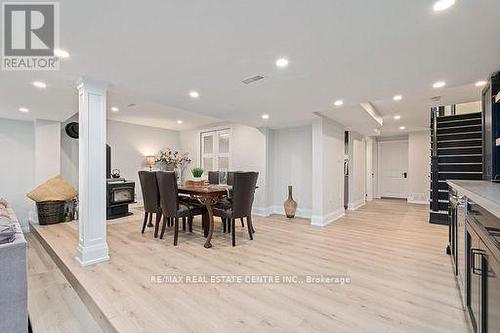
[203,198,216,248]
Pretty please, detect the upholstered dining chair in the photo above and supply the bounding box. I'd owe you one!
[138,171,162,237]
[208,171,219,185]
[213,172,258,246]
[208,171,245,229]
[156,171,207,245]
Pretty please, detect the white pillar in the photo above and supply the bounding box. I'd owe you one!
[76,78,109,266]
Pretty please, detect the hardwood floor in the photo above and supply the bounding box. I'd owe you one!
[29,199,470,333]
[26,233,102,333]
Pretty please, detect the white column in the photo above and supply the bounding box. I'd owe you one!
[76,78,109,266]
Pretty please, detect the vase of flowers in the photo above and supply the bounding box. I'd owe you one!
[156,149,192,175]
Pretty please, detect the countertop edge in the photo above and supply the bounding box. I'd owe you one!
[447,180,500,220]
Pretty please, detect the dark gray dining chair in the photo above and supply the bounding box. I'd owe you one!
[138,171,162,237]
[156,171,207,245]
[208,171,219,185]
[213,172,258,246]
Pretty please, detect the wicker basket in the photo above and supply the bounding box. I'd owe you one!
[36,200,66,225]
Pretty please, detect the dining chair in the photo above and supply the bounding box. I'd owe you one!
[138,171,162,237]
[208,171,219,184]
[208,171,245,229]
[213,172,258,246]
[156,171,207,245]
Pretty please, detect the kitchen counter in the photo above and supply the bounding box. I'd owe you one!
[447,180,500,220]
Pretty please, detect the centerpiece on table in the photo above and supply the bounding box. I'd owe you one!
[155,148,192,182]
[185,167,207,187]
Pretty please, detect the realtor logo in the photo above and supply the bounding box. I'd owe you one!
[2,2,60,70]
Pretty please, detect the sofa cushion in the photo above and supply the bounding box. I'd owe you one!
[0,198,8,208]
[0,208,10,219]
[0,221,15,244]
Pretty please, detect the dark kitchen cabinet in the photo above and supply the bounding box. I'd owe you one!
[466,203,500,333]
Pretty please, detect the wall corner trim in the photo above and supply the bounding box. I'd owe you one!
[310,208,345,227]
[347,198,366,211]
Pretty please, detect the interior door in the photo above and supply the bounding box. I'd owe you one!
[378,141,408,198]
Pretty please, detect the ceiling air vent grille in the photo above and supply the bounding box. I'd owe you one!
[242,75,264,84]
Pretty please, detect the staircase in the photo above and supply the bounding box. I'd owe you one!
[429,109,483,224]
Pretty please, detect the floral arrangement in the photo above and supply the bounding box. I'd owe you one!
[156,148,192,169]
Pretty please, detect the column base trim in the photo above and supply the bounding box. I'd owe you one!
[76,243,109,267]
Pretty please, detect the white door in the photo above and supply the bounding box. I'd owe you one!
[378,141,408,198]
[200,129,231,171]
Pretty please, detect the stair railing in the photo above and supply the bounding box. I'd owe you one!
[430,107,439,211]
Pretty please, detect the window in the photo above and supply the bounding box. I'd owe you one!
[200,129,231,171]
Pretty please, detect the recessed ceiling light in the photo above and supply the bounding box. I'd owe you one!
[32,81,47,89]
[433,0,456,12]
[475,80,487,87]
[393,94,403,101]
[433,81,446,88]
[18,107,29,113]
[399,126,406,130]
[262,114,270,120]
[393,115,401,120]
[54,48,70,59]
[334,100,344,107]
[111,107,119,112]
[275,58,289,68]
[177,120,183,124]
[189,91,199,99]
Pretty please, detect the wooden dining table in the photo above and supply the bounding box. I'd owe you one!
[178,184,230,248]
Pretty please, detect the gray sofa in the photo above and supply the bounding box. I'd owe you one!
[0,205,28,333]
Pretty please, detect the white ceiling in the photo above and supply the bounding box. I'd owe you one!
[0,0,499,133]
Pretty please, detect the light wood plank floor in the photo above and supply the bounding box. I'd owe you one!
[29,199,470,333]
[26,233,102,333]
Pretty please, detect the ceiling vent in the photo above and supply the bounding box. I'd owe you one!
[431,96,442,102]
[127,103,136,107]
[242,75,264,84]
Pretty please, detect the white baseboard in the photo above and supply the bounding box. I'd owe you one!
[407,193,429,205]
[407,199,429,205]
[252,206,311,219]
[347,199,366,211]
[311,207,345,227]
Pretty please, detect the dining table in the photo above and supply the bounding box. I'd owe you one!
[178,184,230,248]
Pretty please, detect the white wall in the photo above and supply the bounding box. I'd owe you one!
[0,118,35,227]
[35,119,61,185]
[231,124,267,210]
[311,116,345,226]
[61,114,79,188]
[266,125,312,217]
[61,118,181,204]
[408,131,430,204]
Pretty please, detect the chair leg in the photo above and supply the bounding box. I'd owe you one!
[141,213,148,234]
[202,213,209,238]
[248,216,255,234]
[188,216,193,232]
[160,216,167,239]
[240,217,245,228]
[154,213,161,238]
[147,213,153,227]
[222,218,226,233]
[182,217,186,231]
[231,219,236,247]
[247,216,254,240]
[173,218,179,246]
[227,218,231,233]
